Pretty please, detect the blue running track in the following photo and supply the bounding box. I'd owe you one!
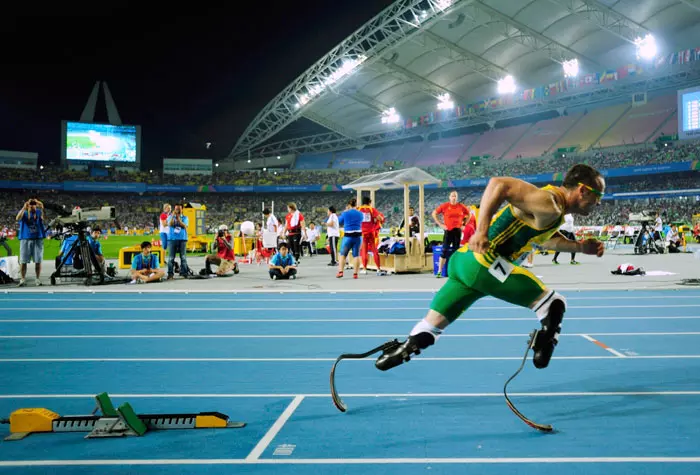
[1,289,699,474]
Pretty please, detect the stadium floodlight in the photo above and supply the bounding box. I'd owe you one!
[381,107,401,124]
[497,75,517,95]
[635,34,657,60]
[437,93,454,111]
[296,55,367,108]
[436,0,454,10]
[277,155,281,159]
[563,59,579,78]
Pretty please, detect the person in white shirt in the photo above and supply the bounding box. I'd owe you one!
[301,222,320,257]
[263,208,279,234]
[552,213,579,265]
[325,206,340,266]
[654,213,663,240]
[263,208,280,252]
[666,224,682,253]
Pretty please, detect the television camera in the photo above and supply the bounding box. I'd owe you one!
[47,206,121,286]
[628,210,664,254]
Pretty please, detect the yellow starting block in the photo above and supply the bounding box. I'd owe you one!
[2,392,245,441]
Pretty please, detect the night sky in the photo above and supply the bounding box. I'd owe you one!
[0,1,395,169]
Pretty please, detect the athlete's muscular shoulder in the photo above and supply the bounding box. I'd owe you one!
[494,177,562,228]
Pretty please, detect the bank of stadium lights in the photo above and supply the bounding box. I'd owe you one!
[436,0,454,10]
[381,107,401,124]
[497,75,516,95]
[437,93,454,111]
[563,59,579,78]
[296,55,368,108]
[635,34,657,60]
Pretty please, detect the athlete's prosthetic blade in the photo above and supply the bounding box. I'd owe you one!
[503,330,555,432]
[330,339,401,412]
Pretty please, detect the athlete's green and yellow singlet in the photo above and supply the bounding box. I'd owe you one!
[430,185,566,321]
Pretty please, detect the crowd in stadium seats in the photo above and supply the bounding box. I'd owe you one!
[1,139,698,234]
[1,171,697,233]
[4,140,700,187]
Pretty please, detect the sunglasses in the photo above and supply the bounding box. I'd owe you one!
[579,182,604,198]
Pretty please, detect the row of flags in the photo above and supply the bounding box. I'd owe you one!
[401,46,700,130]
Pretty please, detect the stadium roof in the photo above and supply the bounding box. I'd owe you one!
[229,0,700,160]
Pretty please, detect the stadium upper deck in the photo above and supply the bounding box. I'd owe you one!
[229,0,700,162]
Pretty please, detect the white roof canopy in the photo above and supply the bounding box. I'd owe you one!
[342,167,441,190]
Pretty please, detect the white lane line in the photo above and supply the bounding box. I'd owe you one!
[245,395,304,462]
[2,304,700,311]
[0,332,698,338]
[1,355,699,362]
[1,457,700,467]
[2,295,698,302]
[1,391,699,399]
[2,316,700,323]
[580,334,628,358]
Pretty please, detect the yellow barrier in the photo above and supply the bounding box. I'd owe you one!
[118,246,166,270]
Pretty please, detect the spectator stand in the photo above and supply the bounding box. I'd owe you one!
[343,167,440,274]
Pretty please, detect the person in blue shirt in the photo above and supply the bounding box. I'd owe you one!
[88,227,105,268]
[167,203,190,279]
[15,198,47,287]
[337,198,364,279]
[269,243,297,280]
[131,241,165,284]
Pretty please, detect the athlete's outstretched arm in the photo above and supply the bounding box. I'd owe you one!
[470,177,561,254]
[541,234,604,257]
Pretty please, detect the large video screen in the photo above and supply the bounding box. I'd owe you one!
[678,86,700,140]
[65,122,139,163]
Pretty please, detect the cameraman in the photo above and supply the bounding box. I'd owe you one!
[0,227,10,256]
[15,198,46,287]
[88,227,105,268]
[204,225,239,276]
[166,203,190,279]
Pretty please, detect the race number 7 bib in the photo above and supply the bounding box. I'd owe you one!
[488,256,514,283]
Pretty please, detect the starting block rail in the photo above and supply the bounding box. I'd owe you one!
[2,392,245,441]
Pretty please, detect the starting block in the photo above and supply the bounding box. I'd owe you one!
[2,392,245,441]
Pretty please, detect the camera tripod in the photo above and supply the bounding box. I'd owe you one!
[51,225,104,286]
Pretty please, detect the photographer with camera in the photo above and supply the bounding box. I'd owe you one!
[0,227,10,256]
[166,203,190,279]
[15,199,46,287]
[204,225,240,276]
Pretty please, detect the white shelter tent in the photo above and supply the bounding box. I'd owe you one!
[342,167,441,273]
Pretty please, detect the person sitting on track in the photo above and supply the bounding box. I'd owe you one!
[269,243,297,280]
[375,164,606,372]
[130,241,165,284]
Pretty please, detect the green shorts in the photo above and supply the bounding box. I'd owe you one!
[430,250,548,322]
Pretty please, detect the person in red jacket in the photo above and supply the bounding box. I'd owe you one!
[460,205,478,246]
[432,191,470,278]
[358,197,386,275]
